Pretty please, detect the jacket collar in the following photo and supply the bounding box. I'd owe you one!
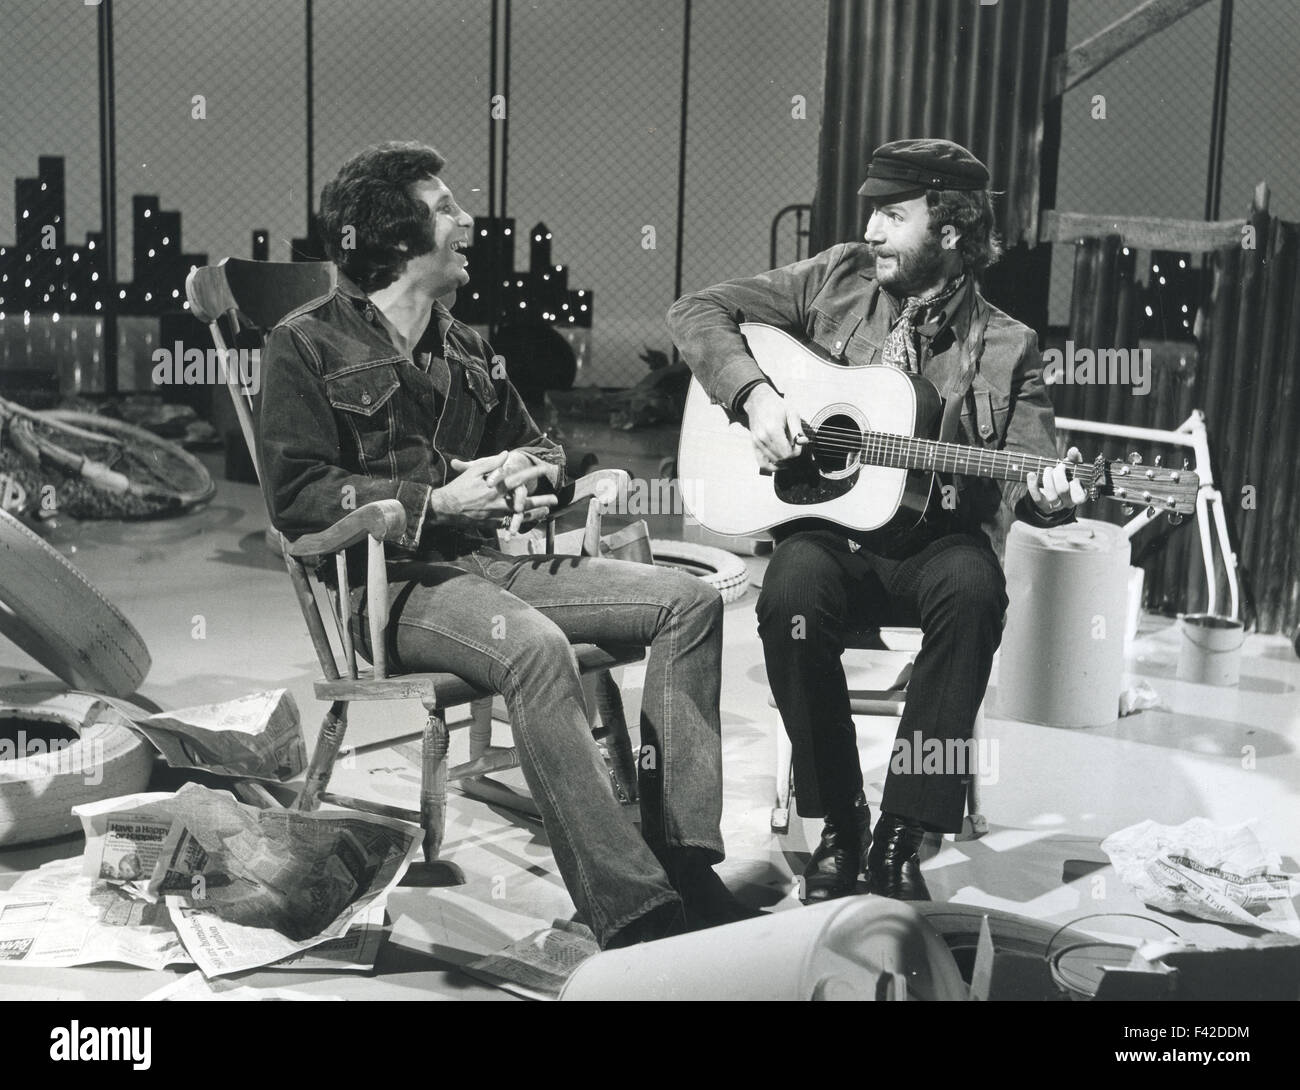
[859,265,976,343]
[336,270,457,348]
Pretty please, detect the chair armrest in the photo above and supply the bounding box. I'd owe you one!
[286,499,409,558]
[553,468,630,514]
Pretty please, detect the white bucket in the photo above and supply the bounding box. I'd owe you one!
[1177,613,1244,686]
[559,897,968,1001]
[998,519,1131,728]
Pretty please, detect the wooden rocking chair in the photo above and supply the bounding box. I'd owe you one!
[185,258,648,874]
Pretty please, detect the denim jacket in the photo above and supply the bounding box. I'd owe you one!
[258,272,565,563]
[667,242,1069,552]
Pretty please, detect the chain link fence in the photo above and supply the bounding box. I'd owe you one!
[7,1,1298,388]
[1,0,827,396]
[1049,0,1300,332]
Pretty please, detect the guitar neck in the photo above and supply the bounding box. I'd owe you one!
[857,432,1087,485]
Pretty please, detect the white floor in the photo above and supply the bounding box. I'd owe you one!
[1,473,1297,999]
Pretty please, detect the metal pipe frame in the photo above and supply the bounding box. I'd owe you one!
[1057,409,1239,619]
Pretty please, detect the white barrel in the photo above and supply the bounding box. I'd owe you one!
[559,897,967,1001]
[998,518,1131,728]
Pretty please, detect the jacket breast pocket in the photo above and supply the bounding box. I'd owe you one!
[462,363,499,414]
[325,359,401,473]
[807,306,847,358]
[960,375,1011,447]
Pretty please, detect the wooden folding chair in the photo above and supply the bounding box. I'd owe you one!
[185,257,647,872]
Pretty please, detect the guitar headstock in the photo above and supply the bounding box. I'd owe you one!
[1089,453,1199,522]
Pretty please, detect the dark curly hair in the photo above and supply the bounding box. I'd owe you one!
[925,188,1003,274]
[319,141,446,292]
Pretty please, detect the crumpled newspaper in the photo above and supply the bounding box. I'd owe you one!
[1118,679,1162,717]
[1101,818,1300,935]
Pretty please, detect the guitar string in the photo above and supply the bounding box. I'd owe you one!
[804,429,1090,481]
[787,429,1193,502]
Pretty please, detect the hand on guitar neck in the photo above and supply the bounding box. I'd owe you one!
[742,382,811,473]
[1026,446,1087,518]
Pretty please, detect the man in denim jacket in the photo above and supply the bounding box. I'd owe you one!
[259,142,754,948]
[669,140,1084,904]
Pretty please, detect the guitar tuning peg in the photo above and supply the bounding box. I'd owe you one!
[1146,505,1157,518]
[1128,452,1142,465]
[1168,513,1183,526]
[1153,455,1163,467]
[1182,458,1191,470]
[1122,504,1136,516]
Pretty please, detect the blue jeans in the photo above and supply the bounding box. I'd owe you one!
[354,548,725,947]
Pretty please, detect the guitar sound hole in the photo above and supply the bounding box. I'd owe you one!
[811,413,861,474]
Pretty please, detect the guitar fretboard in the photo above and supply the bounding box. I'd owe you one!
[844,431,1091,484]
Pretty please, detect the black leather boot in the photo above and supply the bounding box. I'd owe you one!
[799,791,872,904]
[665,847,765,930]
[866,811,931,901]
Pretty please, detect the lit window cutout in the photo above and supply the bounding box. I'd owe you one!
[40,182,47,192]
[88,241,95,250]
[504,228,512,236]
[119,290,126,299]
[91,272,99,281]
[70,292,77,302]
[148,249,155,258]
[52,312,59,323]
[143,209,151,218]
[144,292,152,301]
[95,302,102,311]
[172,289,179,298]
[72,252,79,262]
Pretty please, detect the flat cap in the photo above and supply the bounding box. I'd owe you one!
[858,138,990,199]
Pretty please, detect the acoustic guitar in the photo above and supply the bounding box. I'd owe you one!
[677,323,1198,539]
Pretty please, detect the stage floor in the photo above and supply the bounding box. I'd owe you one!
[1,472,1297,1000]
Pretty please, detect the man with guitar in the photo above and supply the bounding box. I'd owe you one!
[668,139,1086,903]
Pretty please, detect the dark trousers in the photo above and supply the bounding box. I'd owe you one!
[757,526,1008,833]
